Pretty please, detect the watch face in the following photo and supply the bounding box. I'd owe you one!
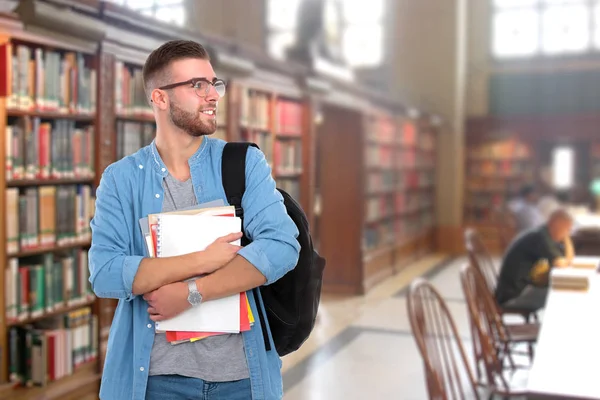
[188,291,202,306]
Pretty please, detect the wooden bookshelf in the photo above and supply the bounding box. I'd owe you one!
[228,75,308,211]
[0,12,102,399]
[316,94,440,295]
[463,136,535,252]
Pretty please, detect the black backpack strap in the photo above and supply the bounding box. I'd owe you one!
[221,142,271,352]
[221,142,258,220]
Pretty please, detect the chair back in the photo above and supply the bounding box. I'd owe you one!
[459,264,512,393]
[407,278,480,400]
[464,228,499,294]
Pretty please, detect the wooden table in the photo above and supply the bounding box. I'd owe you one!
[526,259,600,400]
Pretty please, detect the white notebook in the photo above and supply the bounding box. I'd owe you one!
[154,214,242,333]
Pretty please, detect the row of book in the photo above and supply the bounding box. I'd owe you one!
[240,89,270,131]
[114,61,151,117]
[116,121,155,160]
[362,214,436,252]
[5,184,95,255]
[468,139,532,160]
[5,117,95,181]
[2,43,97,114]
[274,140,302,176]
[365,116,396,144]
[277,179,300,202]
[5,250,94,323]
[366,193,434,224]
[8,307,98,387]
[365,146,437,170]
[275,99,303,135]
[467,159,533,177]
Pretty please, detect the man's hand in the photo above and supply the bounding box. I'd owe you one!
[144,281,190,322]
[554,257,570,268]
[200,232,243,274]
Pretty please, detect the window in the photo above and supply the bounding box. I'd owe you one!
[266,0,385,67]
[493,0,599,58]
[104,0,185,26]
[552,146,575,189]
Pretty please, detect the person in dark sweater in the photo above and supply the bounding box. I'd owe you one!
[495,209,574,312]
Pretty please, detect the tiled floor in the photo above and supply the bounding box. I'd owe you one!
[281,254,458,399]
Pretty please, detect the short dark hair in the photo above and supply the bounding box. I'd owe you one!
[142,40,210,97]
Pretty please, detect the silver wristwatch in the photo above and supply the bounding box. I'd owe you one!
[187,280,202,307]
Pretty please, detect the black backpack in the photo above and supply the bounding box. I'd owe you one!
[221,142,326,357]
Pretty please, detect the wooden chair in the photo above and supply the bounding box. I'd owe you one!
[464,228,538,324]
[406,278,481,399]
[460,264,538,397]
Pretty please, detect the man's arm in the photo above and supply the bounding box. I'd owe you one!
[88,166,218,300]
[195,255,265,301]
[562,236,575,264]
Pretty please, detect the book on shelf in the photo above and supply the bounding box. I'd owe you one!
[116,120,155,160]
[5,184,95,255]
[4,250,94,324]
[8,307,98,387]
[1,42,96,114]
[273,140,302,176]
[239,88,270,130]
[5,117,95,182]
[114,60,151,117]
[275,99,302,136]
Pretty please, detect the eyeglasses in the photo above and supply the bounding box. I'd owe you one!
[158,77,227,98]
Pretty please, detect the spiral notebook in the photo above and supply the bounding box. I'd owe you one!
[153,213,243,333]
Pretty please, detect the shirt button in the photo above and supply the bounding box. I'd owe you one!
[161,168,166,172]
[139,164,144,169]
[147,324,152,328]
[140,367,145,372]
[155,194,160,198]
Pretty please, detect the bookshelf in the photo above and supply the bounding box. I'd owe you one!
[463,136,535,252]
[394,117,438,265]
[315,92,438,295]
[228,75,308,212]
[0,24,101,399]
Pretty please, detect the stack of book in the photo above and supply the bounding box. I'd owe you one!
[139,201,253,344]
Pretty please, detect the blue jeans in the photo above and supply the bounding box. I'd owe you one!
[145,375,252,400]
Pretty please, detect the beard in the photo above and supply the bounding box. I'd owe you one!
[168,100,217,137]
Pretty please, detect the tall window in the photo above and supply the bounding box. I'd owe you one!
[105,0,186,26]
[553,146,575,189]
[267,0,385,68]
[493,0,598,58]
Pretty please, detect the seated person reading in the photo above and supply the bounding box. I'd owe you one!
[495,209,574,312]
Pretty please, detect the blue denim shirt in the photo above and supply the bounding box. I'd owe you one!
[88,137,300,400]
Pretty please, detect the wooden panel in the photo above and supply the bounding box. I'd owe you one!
[363,248,394,293]
[4,362,100,400]
[0,93,7,384]
[300,98,317,227]
[318,104,364,293]
[436,225,467,255]
[95,50,116,186]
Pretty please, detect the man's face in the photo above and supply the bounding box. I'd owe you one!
[165,58,221,137]
[552,219,573,241]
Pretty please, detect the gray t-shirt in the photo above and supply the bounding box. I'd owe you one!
[148,173,249,381]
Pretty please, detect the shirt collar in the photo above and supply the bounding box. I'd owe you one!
[149,137,210,177]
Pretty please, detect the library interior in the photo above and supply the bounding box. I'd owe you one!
[0,0,599,399]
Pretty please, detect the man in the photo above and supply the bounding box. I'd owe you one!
[495,209,574,312]
[508,184,545,233]
[88,40,300,400]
